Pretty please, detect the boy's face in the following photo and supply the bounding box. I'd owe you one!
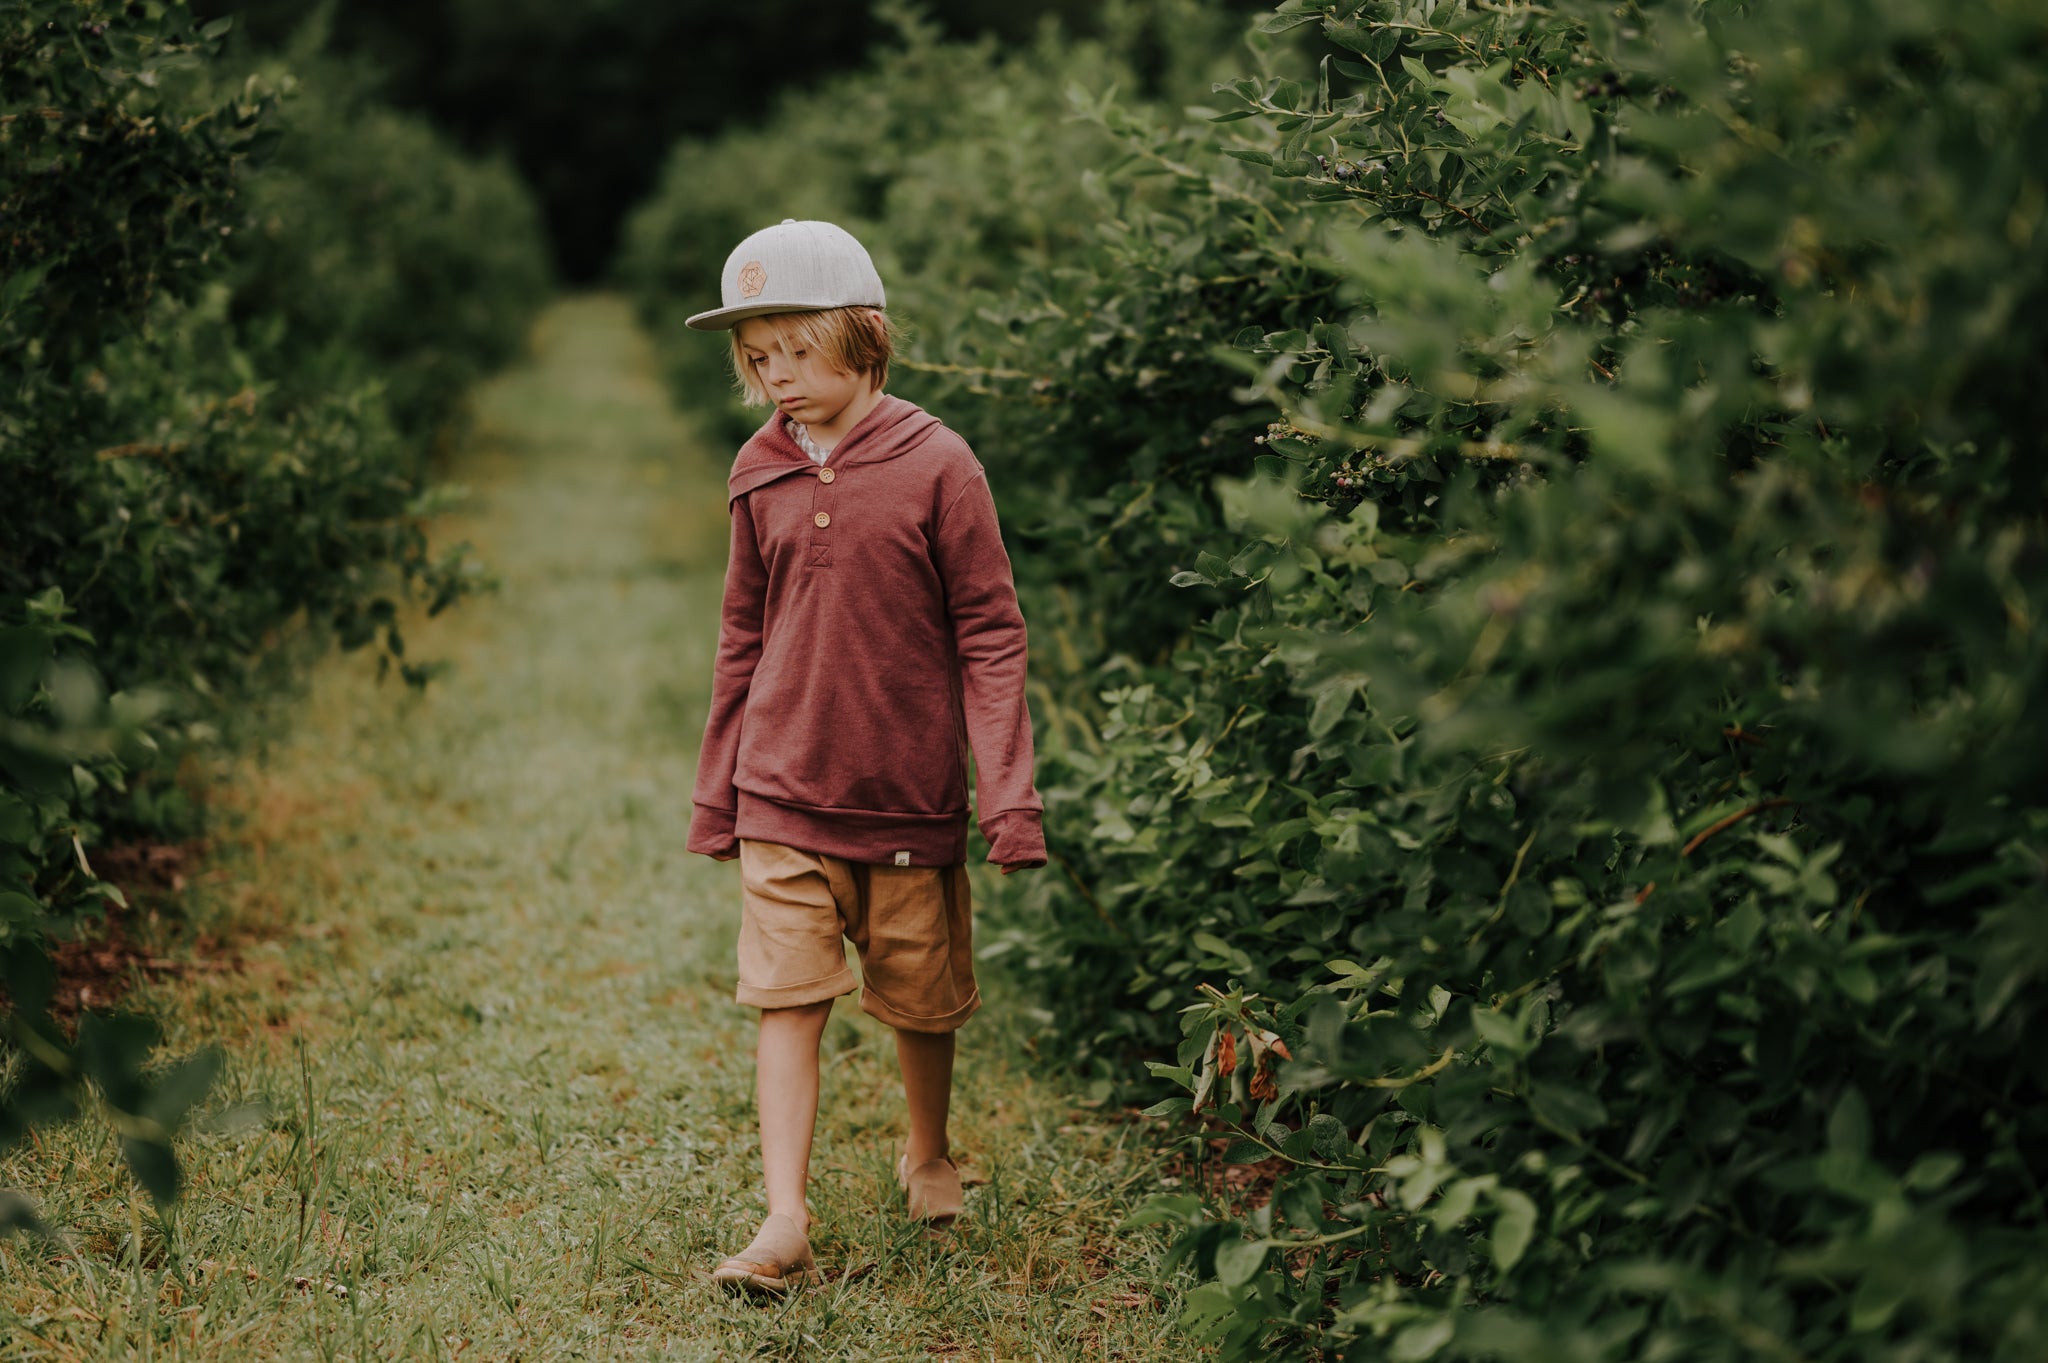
[735,317,874,435]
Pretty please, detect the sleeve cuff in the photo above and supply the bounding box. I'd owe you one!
[687,803,739,858]
[981,809,1047,870]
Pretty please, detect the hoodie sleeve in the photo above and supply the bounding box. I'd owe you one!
[934,471,1047,870]
[688,496,768,858]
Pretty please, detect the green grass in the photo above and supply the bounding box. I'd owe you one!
[0,297,1189,1361]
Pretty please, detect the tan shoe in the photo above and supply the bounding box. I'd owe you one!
[896,1154,965,1226]
[709,1214,817,1295]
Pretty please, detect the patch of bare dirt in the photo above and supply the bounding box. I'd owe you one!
[9,841,239,1028]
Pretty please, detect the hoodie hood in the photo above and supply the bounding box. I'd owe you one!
[728,395,944,502]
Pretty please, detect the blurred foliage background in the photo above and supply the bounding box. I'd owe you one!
[625,0,2048,1358]
[2,0,546,1216]
[8,1,2046,1359]
[191,0,1270,279]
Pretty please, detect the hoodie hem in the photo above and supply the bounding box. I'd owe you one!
[736,791,970,866]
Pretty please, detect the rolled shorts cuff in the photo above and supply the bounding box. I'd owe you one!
[736,965,859,1011]
[860,983,982,1035]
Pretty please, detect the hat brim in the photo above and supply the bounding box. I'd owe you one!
[683,298,882,332]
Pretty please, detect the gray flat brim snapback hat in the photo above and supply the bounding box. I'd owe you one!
[684,219,887,331]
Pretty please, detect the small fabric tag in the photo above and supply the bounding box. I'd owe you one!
[893,851,911,866]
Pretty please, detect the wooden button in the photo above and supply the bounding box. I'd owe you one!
[814,511,831,528]
[818,468,836,484]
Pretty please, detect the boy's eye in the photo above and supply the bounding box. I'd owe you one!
[791,349,807,359]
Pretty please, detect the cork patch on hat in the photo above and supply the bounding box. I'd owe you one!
[737,261,768,299]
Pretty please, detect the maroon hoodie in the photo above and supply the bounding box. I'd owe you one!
[687,395,1047,869]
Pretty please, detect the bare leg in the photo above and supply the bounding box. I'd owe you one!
[895,1028,956,1167]
[757,1001,834,1232]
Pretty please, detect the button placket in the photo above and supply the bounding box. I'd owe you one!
[807,464,835,568]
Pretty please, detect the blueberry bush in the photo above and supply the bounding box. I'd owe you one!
[2,0,548,1219]
[632,3,2047,1357]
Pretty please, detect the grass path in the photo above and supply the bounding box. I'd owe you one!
[1,297,1184,1361]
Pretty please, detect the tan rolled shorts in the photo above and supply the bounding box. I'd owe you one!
[735,839,980,1033]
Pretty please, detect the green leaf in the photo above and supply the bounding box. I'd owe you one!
[1145,1061,1195,1088]
[0,627,50,713]
[1213,1236,1269,1287]
[0,941,55,1011]
[1256,12,1324,36]
[1533,1084,1607,1137]
[1850,1275,1905,1332]
[1391,1316,1455,1360]
[1573,387,1675,479]
[1471,1007,1526,1056]
[1190,931,1255,975]
[1903,1151,1963,1192]
[0,889,44,930]
[0,1190,48,1239]
[1434,1174,1490,1225]
[1833,961,1877,1005]
[1123,1194,1203,1228]
[121,1137,181,1208]
[1492,1188,1537,1270]
[1308,682,1356,738]
[1367,557,1409,585]
[1827,1088,1870,1160]
[1312,322,1353,368]
[0,261,49,315]
[143,1047,223,1127]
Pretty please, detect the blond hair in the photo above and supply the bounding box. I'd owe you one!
[729,306,899,407]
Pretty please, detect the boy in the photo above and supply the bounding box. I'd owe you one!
[682,219,1045,1294]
